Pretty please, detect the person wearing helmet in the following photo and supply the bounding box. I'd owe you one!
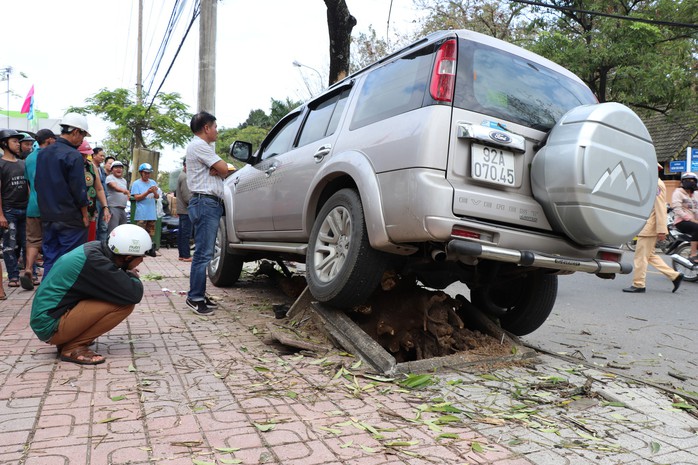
[105,160,130,234]
[130,162,160,257]
[184,111,231,315]
[672,172,698,264]
[77,140,111,242]
[18,132,36,159]
[623,163,683,293]
[29,224,152,365]
[35,112,92,277]
[20,129,58,290]
[0,128,30,289]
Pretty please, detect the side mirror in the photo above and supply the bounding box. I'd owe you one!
[230,141,252,162]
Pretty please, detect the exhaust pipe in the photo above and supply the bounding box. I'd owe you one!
[431,248,447,262]
[671,254,696,270]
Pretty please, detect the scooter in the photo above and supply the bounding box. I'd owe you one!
[669,227,698,282]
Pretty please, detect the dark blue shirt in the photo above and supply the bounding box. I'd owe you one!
[35,137,89,228]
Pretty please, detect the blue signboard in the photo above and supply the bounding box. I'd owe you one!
[670,160,686,172]
[693,148,698,172]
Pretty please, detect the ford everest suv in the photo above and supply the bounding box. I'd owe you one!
[210,29,656,335]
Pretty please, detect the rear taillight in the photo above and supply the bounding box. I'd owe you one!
[598,251,622,263]
[430,39,457,102]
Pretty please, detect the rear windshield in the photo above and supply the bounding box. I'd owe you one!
[455,39,597,131]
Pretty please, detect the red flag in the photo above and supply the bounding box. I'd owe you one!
[21,85,34,113]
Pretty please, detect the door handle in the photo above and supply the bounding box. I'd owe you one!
[265,165,277,177]
[313,144,332,162]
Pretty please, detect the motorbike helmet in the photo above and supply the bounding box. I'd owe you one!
[19,132,35,143]
[107,224,153,256]
[681,172,698,191]
[60,112,91,137]
[0,128,22,142]
[138,162,153,173]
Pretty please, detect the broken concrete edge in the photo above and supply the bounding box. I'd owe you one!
[310,301,538,377]
[311,302,398,375]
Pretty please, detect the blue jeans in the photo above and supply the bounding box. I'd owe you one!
[177,213,192,259]
[96,203,109,242]
[1,207,27,281]
[42,222,88,278]
[187,197,223,302]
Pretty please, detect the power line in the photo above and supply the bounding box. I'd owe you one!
[146,0,200,112]
[511,0,698,30]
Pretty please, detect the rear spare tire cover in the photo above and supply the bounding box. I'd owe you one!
[531,102,656,246]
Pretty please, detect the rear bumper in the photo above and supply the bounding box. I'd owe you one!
[446,240,632,275]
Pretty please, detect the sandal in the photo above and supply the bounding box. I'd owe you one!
[19,271,34,291]
[0,291,6,301]
[7,279,19,288]
[689,255,698,264]
[59,346,105,365]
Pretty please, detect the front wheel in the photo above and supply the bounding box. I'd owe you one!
[471,270,558,336]
[671,243,698,283]
[208,218,244,287]
[306,188,385,308]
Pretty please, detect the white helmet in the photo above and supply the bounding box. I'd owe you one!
[60,112,91,137]
[107,224,153,256]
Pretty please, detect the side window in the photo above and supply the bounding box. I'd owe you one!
[349,46,435,130]
[297,88,351,148]
[260,113,301,160]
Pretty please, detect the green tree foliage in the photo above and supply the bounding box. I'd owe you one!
[526,0,698,112]
[414,0,531,41]
[70,88,192,151]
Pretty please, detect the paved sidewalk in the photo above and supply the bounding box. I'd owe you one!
[1,248,697,464]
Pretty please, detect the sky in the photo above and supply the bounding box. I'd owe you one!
[3,0,422,171]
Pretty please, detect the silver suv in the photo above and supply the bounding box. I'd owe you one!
[210,30,656,335]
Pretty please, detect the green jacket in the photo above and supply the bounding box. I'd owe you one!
[30,241,144,341]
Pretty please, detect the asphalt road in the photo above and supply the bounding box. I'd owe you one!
[522,251,698,397]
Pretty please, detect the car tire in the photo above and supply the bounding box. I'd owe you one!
[306,188,385,308]
[208,217,244,287]
[671,243,698,283]
[471,271,558,336]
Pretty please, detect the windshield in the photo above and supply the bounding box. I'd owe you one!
[454,39,597,131]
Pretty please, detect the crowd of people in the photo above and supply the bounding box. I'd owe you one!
[0,111,228,365]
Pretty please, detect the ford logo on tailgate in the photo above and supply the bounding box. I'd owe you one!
[489,131,511,144]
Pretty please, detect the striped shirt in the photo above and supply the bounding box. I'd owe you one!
[185,135,224,199]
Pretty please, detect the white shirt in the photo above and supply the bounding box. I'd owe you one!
[185,135,224,199]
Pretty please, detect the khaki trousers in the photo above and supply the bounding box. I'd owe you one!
[48,300,135,356]
[632,236,679,288]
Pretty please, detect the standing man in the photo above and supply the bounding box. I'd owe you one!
[130,162,159,257]
[105,161,130,234]
[35,112,91,277]
[176,159,192,262]
[92,147,109,242]
[624,164,683,293]
[0,129,29,289]
[30,224,151,365]
[185,112,230,315]
[21,129,57,290]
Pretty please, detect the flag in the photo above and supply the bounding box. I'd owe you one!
[21,85,35,120]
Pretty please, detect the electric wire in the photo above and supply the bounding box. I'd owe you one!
[145,0,188,97]
[146,0,200,112]
[511,0,698,29]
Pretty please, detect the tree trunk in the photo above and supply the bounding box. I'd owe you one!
[324,0,357,85]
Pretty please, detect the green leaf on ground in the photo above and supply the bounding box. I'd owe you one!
[110,395,126,401]
[215,447,241,453]
[254,422,276,432]
[471,441,484,453]
[399,374,435,389]
[650,441,661,453]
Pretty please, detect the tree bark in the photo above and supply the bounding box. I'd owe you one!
[324,0,357,85]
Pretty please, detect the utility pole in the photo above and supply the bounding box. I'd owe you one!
[198,0,216,114]
[136,0,143,106]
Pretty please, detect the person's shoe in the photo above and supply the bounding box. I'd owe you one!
[146,248,157,258]
[689,255,698,265]
[179,257,192,262]
[672,274,684,293]
[622,286,646,293]
[186,298,214,315]
[204,295,218,308]
[19,271,34,291]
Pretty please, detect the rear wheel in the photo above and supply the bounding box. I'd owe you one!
[471,270,558,336]
[306,188,385,308]
[208,218,244,287]
[671,243,698,283]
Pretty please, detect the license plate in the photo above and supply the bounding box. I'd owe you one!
[471,143,516,186]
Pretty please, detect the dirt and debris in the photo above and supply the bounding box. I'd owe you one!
[254,263,516,365]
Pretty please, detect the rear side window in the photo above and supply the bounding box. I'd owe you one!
[297,88,351,147]
[349,46,435,130]
[454,39,596,131]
